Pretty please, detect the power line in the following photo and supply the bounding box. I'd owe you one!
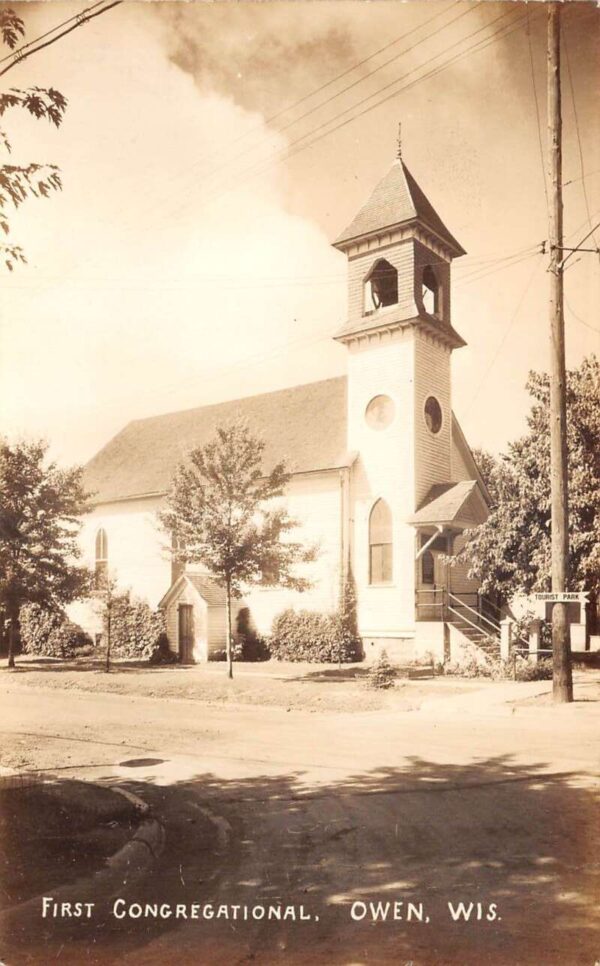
[193,5,475,186]
[526,10,549,212]
[4,243,545,290]
[175,1,461,179]
[562,220,600,266]
[134,7,527,237]
[0,1,109,65]
[0,2,123,78]
[465,257,543,414]
[193,6,598,222]
[458,248,543,287]
[564,168,600,187]
[129,3,480,229]
[564,296,600,334]
[197,8,523,206]
[563,34,599,255]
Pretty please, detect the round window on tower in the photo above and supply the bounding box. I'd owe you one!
[424,396,443,434]
[365,395,395,430]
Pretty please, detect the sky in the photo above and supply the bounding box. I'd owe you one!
[1,0,598,467]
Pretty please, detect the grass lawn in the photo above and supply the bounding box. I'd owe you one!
[2,656,485,713]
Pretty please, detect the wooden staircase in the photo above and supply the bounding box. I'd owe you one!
[446,593,501,659]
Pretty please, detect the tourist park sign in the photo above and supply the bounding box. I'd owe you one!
[532,592,589,604]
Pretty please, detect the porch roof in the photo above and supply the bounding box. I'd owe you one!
[408,480,484,528]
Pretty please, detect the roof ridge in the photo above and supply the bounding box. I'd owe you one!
[125,374,348,428]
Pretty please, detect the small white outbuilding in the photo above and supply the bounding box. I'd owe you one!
[160,574,229,663]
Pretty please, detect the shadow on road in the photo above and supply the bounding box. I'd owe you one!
[3,755,598,965]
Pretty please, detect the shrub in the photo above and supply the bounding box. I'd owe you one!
[513,657,553,681]
[365,650,397,689]
[148,632,179,665]
[443,654,554,682]
[105,593,172,662]
[443,656,495,679]
[210,639,244,663]
[269,608,360,663]
[235,607,270,662]
[20,603,92,659]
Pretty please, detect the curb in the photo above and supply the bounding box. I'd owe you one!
[0,776,165,938]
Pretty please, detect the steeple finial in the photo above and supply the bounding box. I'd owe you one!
[396,121,402,161]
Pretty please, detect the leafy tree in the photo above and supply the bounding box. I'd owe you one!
[159,420,316,678]
[453,356,600,628]
[0,8,67,269]
[470,446,500,503]
[0,439,92,667]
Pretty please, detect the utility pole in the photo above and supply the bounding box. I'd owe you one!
[547,3,573,703]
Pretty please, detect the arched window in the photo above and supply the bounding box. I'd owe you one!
[365,259,398,313]
[95,528,108,588]
[421,550,435,585]
[369,499,393,584]
[422,265,440,317]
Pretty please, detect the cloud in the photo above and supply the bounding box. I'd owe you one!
[153,2,359,117]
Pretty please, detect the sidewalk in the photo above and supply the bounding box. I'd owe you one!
[420,670,600,718]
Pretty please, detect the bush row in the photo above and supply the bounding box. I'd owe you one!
[268,608,361,663]
[19,604,93,658]
[105,592,175,663]
[443,655,553,682]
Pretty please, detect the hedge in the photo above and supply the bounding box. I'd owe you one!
[20,604,92,659]
[269,609,360,663]
[105,593,174,663]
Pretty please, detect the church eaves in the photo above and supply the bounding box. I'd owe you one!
[334,160,465,256]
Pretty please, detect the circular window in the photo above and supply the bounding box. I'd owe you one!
[424,396,443,434]
[365,395,395,430]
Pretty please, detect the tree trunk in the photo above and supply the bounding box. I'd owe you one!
[225,581,233,680]
[225,581,233,678]
[105,603,111,673]
[7,608,17,669]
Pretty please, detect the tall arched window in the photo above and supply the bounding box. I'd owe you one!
[421,550,435,585]
[422,265,440,317]
[369,499,393,584]
[95,528,108,587]
[365,259,398,313]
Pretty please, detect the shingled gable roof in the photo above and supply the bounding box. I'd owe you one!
[84,377,349,505]
[334,159,465,256]
[407,480,487,528]
[159,574,227,609]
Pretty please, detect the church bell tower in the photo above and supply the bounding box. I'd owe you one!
[333,141,467,649]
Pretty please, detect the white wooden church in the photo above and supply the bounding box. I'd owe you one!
[75,153,494,664]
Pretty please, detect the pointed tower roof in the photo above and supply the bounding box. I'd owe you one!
[334,159,465,256]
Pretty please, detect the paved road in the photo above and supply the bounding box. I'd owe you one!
[1,686,598,965]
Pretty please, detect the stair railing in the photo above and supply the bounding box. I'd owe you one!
[447,605,490,639]
[447,592,500,637]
